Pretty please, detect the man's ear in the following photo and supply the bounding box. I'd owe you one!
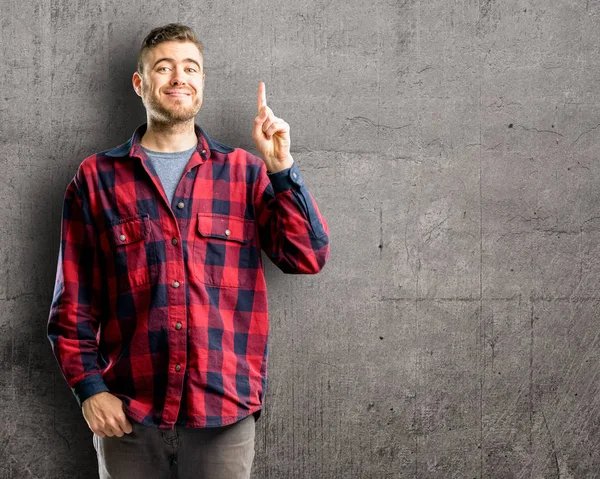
[132,71,142,96]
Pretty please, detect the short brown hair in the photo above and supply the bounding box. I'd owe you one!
[137,23,204,75]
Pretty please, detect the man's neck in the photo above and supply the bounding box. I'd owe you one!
[140,118,198,152]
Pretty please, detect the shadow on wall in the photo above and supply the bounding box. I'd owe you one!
[103,37,147,147]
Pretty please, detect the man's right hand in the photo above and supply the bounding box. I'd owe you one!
[82,392,133,438]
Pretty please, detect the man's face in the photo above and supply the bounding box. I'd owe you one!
[133,40,205,124]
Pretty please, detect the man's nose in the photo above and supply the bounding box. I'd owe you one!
[170,69,187,85]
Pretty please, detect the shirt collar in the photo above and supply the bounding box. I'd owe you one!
[103,123,234,159]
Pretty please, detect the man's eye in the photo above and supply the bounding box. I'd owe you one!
[158,67,169,72]
[187,68,197,73]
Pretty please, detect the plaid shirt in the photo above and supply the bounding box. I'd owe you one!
[47,123,330,429]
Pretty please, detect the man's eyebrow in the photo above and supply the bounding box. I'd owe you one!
[153,57,202,70]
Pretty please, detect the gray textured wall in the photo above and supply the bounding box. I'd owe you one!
[2,0,600,478]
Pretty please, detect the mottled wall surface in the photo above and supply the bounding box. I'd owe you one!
[1,0,600,478]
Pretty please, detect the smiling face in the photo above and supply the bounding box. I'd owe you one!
[132,40,205,125]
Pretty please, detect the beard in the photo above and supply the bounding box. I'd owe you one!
[144,89,202,125]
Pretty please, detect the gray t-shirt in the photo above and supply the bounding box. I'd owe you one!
[141,143,197,206]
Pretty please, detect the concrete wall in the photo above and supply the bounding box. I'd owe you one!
[1,0,599,477]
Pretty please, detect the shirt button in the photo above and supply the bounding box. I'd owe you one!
[292,172,298,179]
[172,280,180,288]
[177,201,185,209]
[172,238,178,246]
[175,364,181,372]
[175,322,182,330]
[201,149,206,154]
[119,234,126,242]
[225,229,231,236]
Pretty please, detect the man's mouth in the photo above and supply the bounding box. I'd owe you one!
[165,90,191,97]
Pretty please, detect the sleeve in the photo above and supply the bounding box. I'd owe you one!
[47,174,110,407]
[254,159,330,273]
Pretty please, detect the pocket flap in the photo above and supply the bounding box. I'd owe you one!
[197,213,254,243]
[108,214,150,246]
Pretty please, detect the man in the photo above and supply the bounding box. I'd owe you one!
[47,23,330,479]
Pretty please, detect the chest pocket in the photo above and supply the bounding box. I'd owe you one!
[106,214,156,293]
[191,213,259,289]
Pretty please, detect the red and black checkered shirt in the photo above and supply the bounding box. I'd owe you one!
[47,123,330,429]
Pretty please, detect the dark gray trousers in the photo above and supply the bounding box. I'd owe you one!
[93,415,256,479]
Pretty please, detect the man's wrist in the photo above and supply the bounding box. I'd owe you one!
[266,156,294,174]
[73,374,110,407]
[267,161,303,193]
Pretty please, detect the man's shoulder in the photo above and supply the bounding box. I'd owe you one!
[223,147,263,166]
[76,148,121,174]
[197,127,262,167]
[69,145,126,190]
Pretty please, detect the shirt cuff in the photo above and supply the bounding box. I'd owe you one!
[72,374,110,407]
[267,162,304,194]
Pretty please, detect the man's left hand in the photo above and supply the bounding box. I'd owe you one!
[252,82,294,173]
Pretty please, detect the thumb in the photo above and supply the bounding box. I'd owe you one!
[120,403,133,433]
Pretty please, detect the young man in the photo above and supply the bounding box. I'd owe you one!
[47,23,330,478]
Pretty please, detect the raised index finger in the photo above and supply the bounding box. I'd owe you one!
[257,81,267,113]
